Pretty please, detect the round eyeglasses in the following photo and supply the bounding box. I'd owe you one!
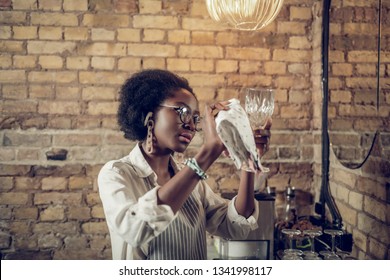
[160,104,201,131]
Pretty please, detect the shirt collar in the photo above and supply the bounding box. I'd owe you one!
[127,143,181,179]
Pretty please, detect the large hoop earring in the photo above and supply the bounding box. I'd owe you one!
[144,112,154,154]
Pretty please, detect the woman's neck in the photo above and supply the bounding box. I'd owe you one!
[140,142,173,184]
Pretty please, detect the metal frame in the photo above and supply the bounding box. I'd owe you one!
[320,0,342,228]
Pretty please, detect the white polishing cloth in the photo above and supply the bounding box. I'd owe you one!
[215,98,267,173]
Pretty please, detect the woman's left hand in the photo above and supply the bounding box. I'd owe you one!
[254,119,272,157]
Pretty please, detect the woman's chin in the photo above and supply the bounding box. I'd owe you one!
[174,142,189,153]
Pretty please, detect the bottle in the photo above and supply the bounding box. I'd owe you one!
[284,186,297,225]
[266,186,276,197]
[266,186,279,220]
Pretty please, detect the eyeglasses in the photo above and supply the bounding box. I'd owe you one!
[160,104,202,131]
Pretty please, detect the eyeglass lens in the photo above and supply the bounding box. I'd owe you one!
[178,107,200,130]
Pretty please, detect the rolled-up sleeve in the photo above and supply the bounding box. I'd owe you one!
[98,162,177,248]
[227,196,259,231]
[202,181,259,240]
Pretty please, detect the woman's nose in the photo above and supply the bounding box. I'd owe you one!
[182,120,196,131]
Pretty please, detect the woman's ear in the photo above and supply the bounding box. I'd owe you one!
[144,112,154,126]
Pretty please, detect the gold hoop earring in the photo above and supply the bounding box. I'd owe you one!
[144,112,154,154]
[146,119,154,154]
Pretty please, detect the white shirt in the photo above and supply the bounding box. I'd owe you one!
[98,143,259,260]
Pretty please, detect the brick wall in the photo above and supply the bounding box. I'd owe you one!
[325,0,390,259]
[329,141,389,260]
[328,0,390,167]
[0,0,387,260]
[311,0,324,212]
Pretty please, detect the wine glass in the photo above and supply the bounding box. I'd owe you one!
[337,250,354,260]
[319,250,333,259]
[323,229,344,260]
[303,229,322,260]
[240,88,274,173]
[281,229,303,259]
[243,88,274,130]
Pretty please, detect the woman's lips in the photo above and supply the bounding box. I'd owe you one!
[178,133,193,143]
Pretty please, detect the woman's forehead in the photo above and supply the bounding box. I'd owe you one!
[167,89,199,112]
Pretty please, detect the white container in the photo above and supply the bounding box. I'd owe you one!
[218,192,275,259]
[219,239,271,260]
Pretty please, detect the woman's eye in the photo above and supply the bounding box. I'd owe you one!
[181,107,190,114]
[180,107,190,117]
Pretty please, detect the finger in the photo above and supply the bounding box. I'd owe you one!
[208,104,220,118]
[211,101,230,111]
[217,101,230,109]
[254,129,271,137]
[264,118,272,129]
[255,137,269,144]
[257,142,269,157]
[257,146,265,157]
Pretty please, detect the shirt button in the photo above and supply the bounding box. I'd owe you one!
[131,211,136,216]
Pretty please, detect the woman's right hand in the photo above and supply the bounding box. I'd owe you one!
[254,118,272,157]
[201,101,230,157]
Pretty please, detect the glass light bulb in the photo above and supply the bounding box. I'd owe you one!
[206,0,284,31]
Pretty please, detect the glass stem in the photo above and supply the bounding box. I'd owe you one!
[331,235,336,253]
[310,236,315,253]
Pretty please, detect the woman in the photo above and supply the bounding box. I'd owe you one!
[98,69,271,260]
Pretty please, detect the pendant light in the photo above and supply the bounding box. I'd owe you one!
[206,0,284,31]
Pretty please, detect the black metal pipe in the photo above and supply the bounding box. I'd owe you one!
[377,0,382,111]
[321,0,342,228]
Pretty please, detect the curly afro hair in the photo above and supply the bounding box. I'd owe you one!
[117,69,196,141]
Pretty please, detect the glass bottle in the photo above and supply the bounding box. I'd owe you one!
[284,186,297,224]
[266,186,279,220]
